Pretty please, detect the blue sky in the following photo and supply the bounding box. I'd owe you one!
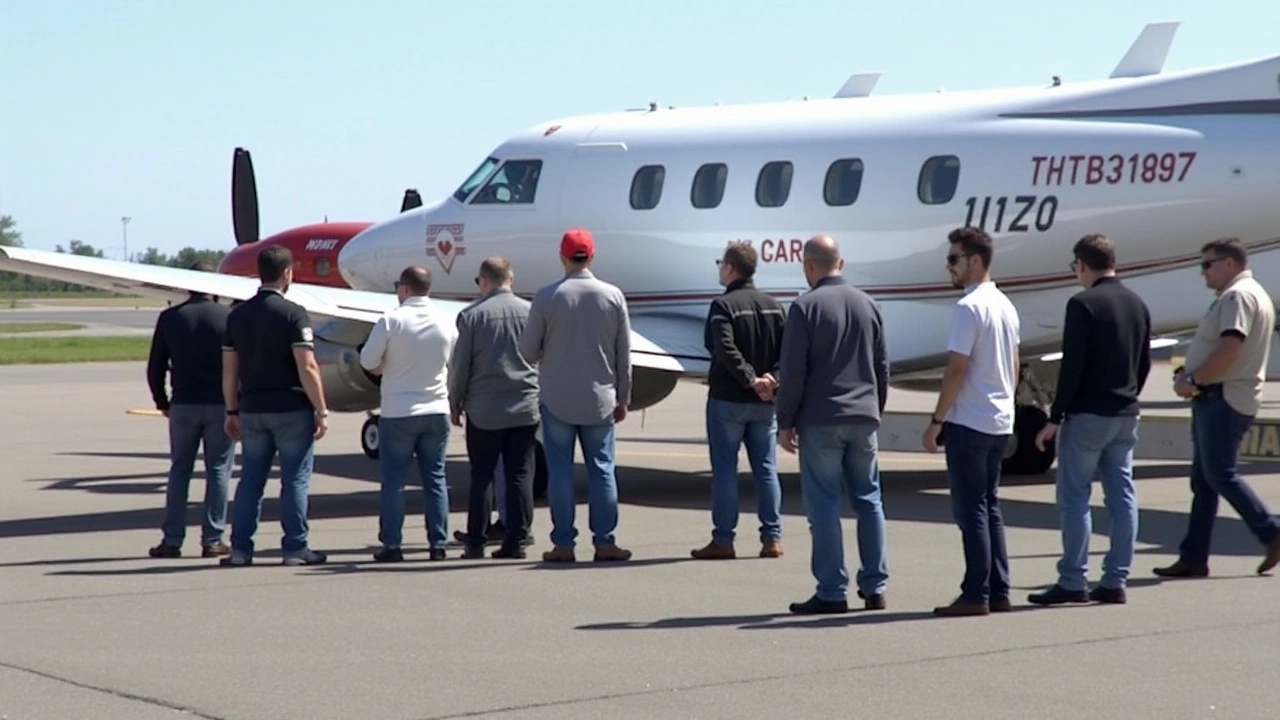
[2,0,1278,257]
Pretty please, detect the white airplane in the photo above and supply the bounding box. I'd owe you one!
[2,21,1275,476]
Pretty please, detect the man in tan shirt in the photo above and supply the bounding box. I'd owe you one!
[1156,237,1280,578]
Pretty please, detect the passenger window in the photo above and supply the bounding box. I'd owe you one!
[918,155,960,204]
[470,159,543,205]
[755,161,793,208]
[630,165,665,210]
[690,163,727,209]
[823,159,864,207]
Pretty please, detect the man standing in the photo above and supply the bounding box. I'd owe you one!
[520,228,632,563]
[776,235,890,615]
[146,262,234,558]
[1156,238,1280,577]
[361,266,458,562]
[450,257,540,560]
[691,241,786,561]
[922,226,1020,617]
[221,246,329,566]
[1029,233,1152,606]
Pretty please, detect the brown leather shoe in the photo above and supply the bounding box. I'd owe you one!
[541,546,576,563]
[691,541,735,560]
[759,540,783,558]
[201,542,230,558]
[933,597,989,617]
[593,544,632,562]
[1259,535,1280,575]
[1153,560,1209,578]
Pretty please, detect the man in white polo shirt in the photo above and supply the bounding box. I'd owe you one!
[360,266,459,562]
[922,226,1021,617]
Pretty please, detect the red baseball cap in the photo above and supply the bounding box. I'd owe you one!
[560,228,594,260]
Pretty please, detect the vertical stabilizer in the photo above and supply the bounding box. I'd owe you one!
[1110,21,1181,78]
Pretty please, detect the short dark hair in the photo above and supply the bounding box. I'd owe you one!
[1201,237,1248,266]
[947,226,993,268]
[1073,233,1116,271]
[396,265,432,294]
[478,256,513,284]
[722,241,757,278]
[257,245,293,282]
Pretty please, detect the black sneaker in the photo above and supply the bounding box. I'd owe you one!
[789,595,848,615]
[461,545,486,560]
[492,545,527,559]
[1027,584,1090,606]
[428,548,447,561]
[148,543,181,558]
[1089,585,1127,604]
[856,589,886,610]
[373,547,403,563]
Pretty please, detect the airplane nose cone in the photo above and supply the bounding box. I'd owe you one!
[337,225,381,290]
[338,199,441,291]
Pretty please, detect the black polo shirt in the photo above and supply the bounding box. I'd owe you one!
[147,295,231,410]
[224,288,316,414]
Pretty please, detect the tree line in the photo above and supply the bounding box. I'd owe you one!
[0,214,227,294]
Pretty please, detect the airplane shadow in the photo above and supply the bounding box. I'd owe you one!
[10,448,1279,569]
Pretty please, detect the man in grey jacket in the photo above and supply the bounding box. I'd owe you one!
[450,256,541,559]
[776,235,890,615]
[520,228,633,563]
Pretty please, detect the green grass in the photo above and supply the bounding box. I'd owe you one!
[0,322,85,333]
[0,336,151,365]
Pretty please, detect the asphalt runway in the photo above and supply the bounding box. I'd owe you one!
[2,362,1279,719]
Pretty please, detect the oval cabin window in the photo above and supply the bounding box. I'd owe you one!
[918,155,961,205]
[755,161,793,208]
[824,159,865,207]
[630,165,665,210]
[691,163,727,209]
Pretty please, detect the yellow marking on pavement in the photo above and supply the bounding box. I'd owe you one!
[126,408,163,417]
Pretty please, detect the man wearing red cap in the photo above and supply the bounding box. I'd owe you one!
[520,228,633,563]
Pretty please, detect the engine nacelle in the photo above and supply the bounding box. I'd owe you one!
[629,367,681,411]
[313,339,382,413]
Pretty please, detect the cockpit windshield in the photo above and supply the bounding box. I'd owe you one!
[452,157,499,203]
[469,159,543,205]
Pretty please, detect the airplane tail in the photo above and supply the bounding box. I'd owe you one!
[1007,22,1280,119]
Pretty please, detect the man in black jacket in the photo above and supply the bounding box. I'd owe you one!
[691,241,787,560]
[145,262,235,559]
[1030,233,1151,605]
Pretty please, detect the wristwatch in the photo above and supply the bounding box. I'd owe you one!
[316,409,330,418]
[225,409,239,416]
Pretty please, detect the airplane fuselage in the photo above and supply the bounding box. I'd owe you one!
[339,51,1280,378]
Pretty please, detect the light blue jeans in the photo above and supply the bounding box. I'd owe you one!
[230,410,315,556]
[1055,413,1140,590]
[162,403,235,547]
[706,397,782,544]
[798,421,888,601]
[541,404,618,549]
[378,413,451,550]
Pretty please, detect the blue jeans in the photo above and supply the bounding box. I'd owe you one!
[797,421,888,601]
[230,410,315,556]
[162,403,235,547]
[706,397,782,544]
[943,422,1011,604]
[1054,413,1139,590]
[541,404,618,549]
[379,414,451,550]
[1178,394,1280,565]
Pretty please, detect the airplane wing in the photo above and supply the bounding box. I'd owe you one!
[0,246,708,374]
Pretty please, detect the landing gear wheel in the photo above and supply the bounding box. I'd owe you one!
[533,441,548,500]
[361,416,380,460]
[1001,404,1055,476]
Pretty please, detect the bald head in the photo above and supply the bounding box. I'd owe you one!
[803,235,841,269]
[396,265,432,295]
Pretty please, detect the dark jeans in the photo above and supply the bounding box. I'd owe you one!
[1178,393,1280,565]
[162,403,234,547]
[943,422,1012,604]
[465,420,537,549]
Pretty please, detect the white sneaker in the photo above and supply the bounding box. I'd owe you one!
[282,548,328,566]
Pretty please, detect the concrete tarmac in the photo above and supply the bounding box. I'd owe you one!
[2,363,1280,719]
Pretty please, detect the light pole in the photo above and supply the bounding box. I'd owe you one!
[120,216,130,262]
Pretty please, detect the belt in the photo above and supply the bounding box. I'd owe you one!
[1194,383,1224,399]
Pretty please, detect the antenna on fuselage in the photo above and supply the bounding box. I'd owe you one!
[833,72,881,98]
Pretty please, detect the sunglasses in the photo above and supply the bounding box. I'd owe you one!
[946,253,971,266]
[1201,257,1227,270]
[474,276,481,286]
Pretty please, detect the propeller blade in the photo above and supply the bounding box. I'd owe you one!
[231,147,260,246]
[400,188,422,212]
